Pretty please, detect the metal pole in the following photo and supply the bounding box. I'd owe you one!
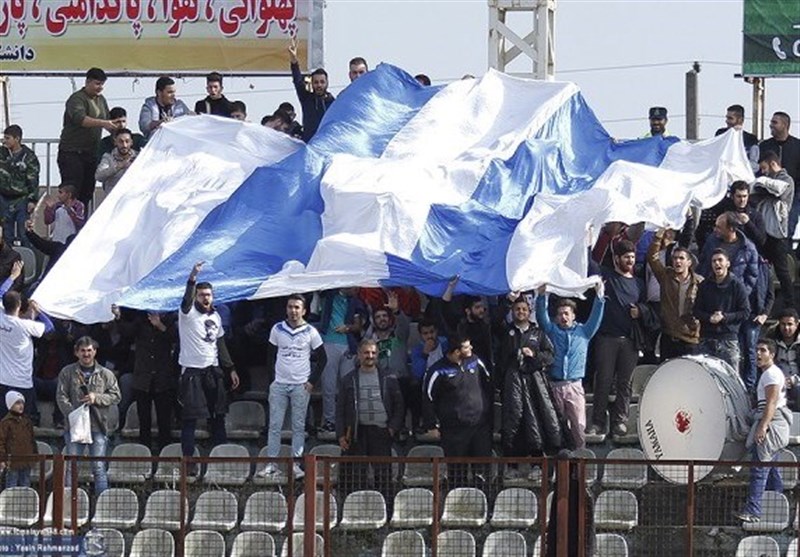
[752,77,766,140]
[685,62,700,140]
[304,454,317,557]
[0,76,10,129]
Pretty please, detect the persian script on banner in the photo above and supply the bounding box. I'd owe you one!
[0,0,323,74]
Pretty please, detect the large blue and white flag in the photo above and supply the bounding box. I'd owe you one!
[34,65,754,323]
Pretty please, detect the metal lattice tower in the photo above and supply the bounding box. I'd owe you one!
[488,0,556,80]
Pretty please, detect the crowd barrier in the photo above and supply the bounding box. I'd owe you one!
[1,452,800,556]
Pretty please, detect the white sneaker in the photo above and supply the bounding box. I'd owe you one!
[256,463,278,478]
[292,463,305,480]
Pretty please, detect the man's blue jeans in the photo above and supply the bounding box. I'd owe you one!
[266,382,310,459]
[739,321,761,391]
[743,448,783,516]
[5,467,31,488]
[63,430,108,495]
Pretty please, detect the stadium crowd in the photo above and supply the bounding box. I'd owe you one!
[1,56,800,525]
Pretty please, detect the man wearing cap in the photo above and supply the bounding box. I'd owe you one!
[643,107,671,138]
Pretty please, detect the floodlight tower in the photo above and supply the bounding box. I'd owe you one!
[488,0,556,81]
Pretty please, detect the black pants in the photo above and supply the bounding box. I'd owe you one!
[57,149,98,205]
[398,376,421,430]
[659,335,697,361]
[764,235,794,308]
[179,367,228,458]
[591,335,638,428]
[135,389,174,449]
[440,421,492,488]
[342,424,394,500]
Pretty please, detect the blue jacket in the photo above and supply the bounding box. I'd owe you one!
[535,294,604,382]
[698,233,759,296]
[410,337,448,382]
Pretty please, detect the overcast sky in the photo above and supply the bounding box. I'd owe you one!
[6,0,800,147]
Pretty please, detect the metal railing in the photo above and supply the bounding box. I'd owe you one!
[1,452,799,557]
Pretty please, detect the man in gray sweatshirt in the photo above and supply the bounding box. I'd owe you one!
[752,150,795,308]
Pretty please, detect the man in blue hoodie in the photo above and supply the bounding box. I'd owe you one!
[535,282,605,449]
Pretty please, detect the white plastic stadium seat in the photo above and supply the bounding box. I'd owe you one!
[231,531,276,557]
[390,488,433,528]
[130,528,175,557]
[630,364,657,401]
[92,488,139,529]
[437,530,476,557]
[280,532,324,557]
[441,487,487,528]
[204,444,251,485]
[0,487,39,528]
[482,531,527,557]
[596,533,629,557]
[402,445,446,487]
[107,443,153,483]
[184,530,225,557]
[601,448,648,489]
[153,443,200,484]
[742,492,790,533]
[777,448,797,490]
[226,401,266,440]
[189,491,239,532]
[43,488,89,528]
[339,490,387,531]
[140,490,185,531]
[240,491,287,532]
[292,492,338,531]
[734,535,779,557]
[490,488,537,528]
[594,490,638,531]
[382,531,426,557]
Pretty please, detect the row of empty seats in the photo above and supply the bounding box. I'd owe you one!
[0,486,549,532]
[33,440,727,490]
[0,527,319,557]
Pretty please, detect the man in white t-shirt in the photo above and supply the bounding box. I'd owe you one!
[177,262,239,473]
[257,294,327,479]
[735,338,792,523]
[0,291,53,422]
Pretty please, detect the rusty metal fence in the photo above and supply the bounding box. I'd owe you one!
[1,451,800,556]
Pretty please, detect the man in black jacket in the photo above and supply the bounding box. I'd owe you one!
[589,240,650,439]
[694,249,751,371]
[113,307,178,450]
[423,334,493,486]
[337,339,403,497]
[288,38,335,142]
[499,296,558,480]
[725,181,767,251]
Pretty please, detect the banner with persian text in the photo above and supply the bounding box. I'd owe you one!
[742,0,800,77]
[0,0,323,75]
